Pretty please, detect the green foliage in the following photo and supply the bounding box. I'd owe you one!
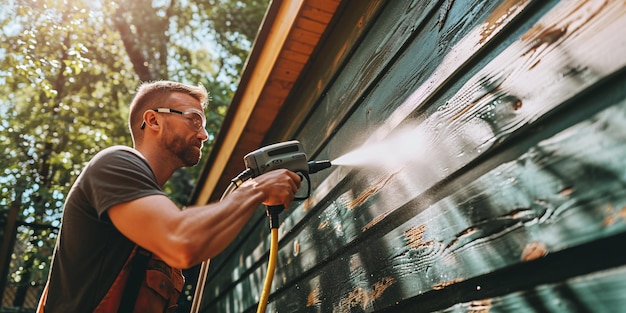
[203,0,271,84]
[0,0,269,298]
[1,0,138,290]
[166,0,270,89]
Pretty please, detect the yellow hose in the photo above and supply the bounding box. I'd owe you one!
[257,228,279,313]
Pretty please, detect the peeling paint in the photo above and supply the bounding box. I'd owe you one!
[433,278,464,290]
[559,186,574,196]
[479,0,530,44]
[293,239,300,257]
[306,287,322,307]
[302,198,313,212]
[521,241,547,261]
[404,224,429,251]
[446,226,477,250]
[332,277,396,313]
[521,0,608,59]
[468,299,492,313]
[318,220,330,230]
[362,209,393,232]
[348,174,397,209]
[370,277,395,303]
[603,204,626,226]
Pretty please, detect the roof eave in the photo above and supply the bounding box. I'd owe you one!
[189,0,343,204]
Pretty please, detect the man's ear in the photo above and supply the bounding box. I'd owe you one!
[143,110,159,130]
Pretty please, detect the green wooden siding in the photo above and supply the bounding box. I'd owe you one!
[200,0,626,312]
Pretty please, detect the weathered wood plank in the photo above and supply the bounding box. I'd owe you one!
[296,0,626,286]
[204,0,507,306]
[281,0,536,269]
[280,0,626,284]
[270,85,626,312]
[297,0,538,156]
[283,0,541,246]
[270,0,548,288]
[203,1,394,307]
[205,0,626,311]
[379,230,626,312]
[205,2,540,310]
[439,265,626,313]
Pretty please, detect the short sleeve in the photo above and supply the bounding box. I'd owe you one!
[78,147,167,218]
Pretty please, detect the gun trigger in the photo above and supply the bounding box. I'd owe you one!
[294,172,311,201]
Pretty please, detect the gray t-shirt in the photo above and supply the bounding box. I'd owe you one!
[44,146,167,312]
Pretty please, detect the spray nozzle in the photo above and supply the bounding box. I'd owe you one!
[230,168,253,187]
[308,160,332,174]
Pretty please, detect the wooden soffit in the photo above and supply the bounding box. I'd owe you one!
[190,0,343,204]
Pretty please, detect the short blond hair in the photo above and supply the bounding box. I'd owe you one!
[129,81,208,144]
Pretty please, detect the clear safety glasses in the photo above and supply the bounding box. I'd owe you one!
[140,108,206,131]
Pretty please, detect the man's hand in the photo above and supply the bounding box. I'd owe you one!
[240,169,302,208]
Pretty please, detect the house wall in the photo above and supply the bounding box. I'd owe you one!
[200,0,626,312]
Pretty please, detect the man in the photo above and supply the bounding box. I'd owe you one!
[37,81,301,312]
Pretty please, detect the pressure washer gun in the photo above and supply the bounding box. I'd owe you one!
[234,140,332,228]
[190,140,331,313]
[240,140,331,313]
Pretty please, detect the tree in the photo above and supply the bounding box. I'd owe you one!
[0,0,138,304]
[202,0,271,83]
[0,0,269,308]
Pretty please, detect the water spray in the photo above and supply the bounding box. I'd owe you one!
[191,127,430,312]
[332,123,429,168]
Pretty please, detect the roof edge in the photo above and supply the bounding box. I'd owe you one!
[188,0,306,205]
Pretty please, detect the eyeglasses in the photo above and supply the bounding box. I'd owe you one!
[141,108,206,131]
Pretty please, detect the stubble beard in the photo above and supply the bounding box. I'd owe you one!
[166,133,202,167]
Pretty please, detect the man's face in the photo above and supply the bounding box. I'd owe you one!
[160,93,208,167]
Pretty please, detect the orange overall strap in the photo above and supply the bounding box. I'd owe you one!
[118,247,152,313]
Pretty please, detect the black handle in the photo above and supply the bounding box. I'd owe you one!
[266,205,284,229]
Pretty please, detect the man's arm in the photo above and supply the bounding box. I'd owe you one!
[107,169,300,268]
